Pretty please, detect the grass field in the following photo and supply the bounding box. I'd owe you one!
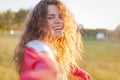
[0,35,120,80]
[81,40,120,80]
[0,35,19,80]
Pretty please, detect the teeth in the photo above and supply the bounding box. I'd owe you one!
[54,26,63,30]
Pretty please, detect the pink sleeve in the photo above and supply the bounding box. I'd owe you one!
[20,47,58,80]
[73,68,92,80]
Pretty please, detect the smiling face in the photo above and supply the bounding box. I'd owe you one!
[47,5,64,38]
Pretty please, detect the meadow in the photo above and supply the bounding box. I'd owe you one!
[0,35,120,80]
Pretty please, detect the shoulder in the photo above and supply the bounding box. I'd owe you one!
[25,40,56,62]
[26,40,53,54]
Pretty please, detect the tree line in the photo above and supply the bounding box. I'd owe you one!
[79,25,120,41]
[0,9,30,32]
[0,9,120,41]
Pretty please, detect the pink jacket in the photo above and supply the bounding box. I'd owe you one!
[20,47,91,80]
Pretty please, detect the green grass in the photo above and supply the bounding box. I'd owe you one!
[80,40,120,80]
[0,35,120,80]
[0,35,19,80]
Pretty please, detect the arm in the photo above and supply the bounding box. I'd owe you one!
[73,68,91,80]
[20,47,59,80]
[69,67,91,80]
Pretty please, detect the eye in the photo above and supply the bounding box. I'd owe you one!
[59,15,63,20]
[47,16,55,20]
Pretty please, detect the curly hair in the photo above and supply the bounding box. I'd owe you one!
[14,0,83,80]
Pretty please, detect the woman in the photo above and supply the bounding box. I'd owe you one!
[14,0,91,80]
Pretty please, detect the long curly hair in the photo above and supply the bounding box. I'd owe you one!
[14,0,83,80]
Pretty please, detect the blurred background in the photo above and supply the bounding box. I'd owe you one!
[0,0,120,80]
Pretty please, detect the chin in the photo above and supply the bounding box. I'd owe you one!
[55,34,63,39]
[54,31,63,39]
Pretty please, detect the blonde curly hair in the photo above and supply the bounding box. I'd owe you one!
[14,0,83,80]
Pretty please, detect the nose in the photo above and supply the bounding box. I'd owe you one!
[55,17,63,24]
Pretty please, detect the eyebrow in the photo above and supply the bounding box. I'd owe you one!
[47,14,55,16]
[47,13,61,16]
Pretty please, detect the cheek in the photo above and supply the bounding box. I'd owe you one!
[47,20,55,28]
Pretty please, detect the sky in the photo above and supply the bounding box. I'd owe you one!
[0,0,120,30]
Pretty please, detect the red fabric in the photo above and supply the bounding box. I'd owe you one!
[20,47,58,80]
[73,68,91,80]
[20,47,91,80]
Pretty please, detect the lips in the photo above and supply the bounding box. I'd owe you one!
[54,27,63,30]
[53,24,64,30]
[53,25,63,38]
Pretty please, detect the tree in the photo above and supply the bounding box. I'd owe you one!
[14,9,28,30]
[115,24,120,40]
[0,13,6,30]
[5,10,15,30]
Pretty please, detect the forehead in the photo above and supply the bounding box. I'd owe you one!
[47,5,60,14]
